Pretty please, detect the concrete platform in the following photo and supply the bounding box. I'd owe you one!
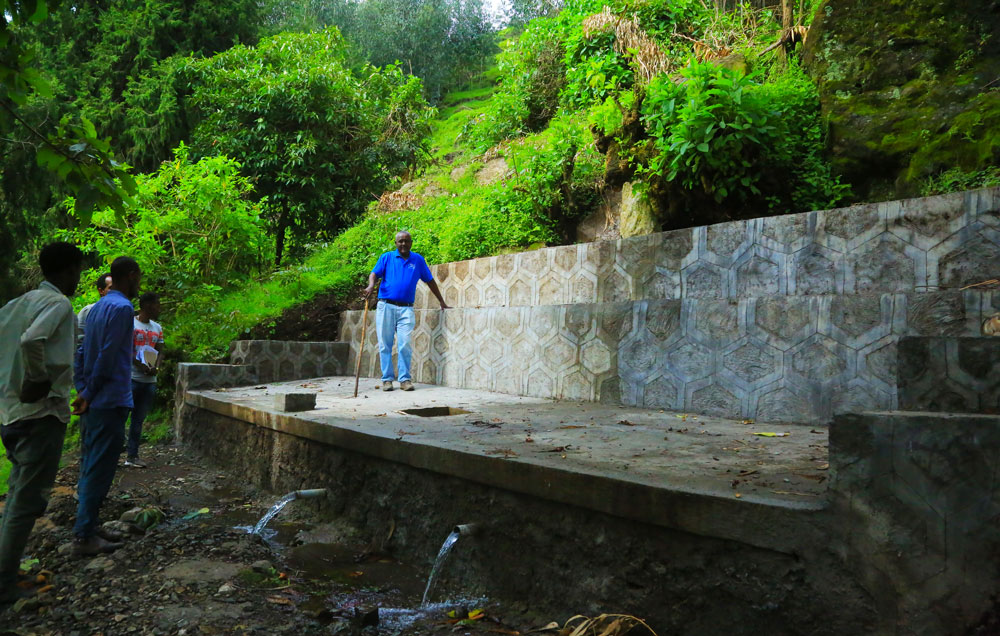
[185,376,830,554]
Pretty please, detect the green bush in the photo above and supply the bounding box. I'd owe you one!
[465,18,567,150]
[640,59,846,212]
[61,145,273,311]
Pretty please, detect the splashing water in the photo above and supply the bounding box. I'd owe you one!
[244,492,297,536]
[421,530,461,606]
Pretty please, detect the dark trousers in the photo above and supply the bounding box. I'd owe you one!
[0,416,66,599]
[73,407,127,539]
[127,381,156,459]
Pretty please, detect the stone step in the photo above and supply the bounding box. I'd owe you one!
[897,336,1000,414]
[412,187,1000,309]
[228,340,349,382]
[340,290,995,423]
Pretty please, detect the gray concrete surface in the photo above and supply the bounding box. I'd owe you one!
[184,377,830,553]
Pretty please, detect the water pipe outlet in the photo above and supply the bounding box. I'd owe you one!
[453,523,478,536]
[292,488,328,499]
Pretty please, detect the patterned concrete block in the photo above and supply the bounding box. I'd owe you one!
[411,187,1000,309]
[830,411,1000,633]
[229,340,349,383]
[897,337,1000,414]
[340,291,992,423]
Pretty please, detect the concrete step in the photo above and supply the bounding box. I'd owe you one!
[413,187,1000,309]
[897,336,1000,414]
[228,340,349,382]
[341,290,995,423]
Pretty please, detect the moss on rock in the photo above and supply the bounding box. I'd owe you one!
[803,0,1000,200]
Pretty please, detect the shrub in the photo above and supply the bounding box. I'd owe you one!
[640,59,846,213]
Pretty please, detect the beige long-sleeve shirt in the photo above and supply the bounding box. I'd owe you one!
[0,281,76,426]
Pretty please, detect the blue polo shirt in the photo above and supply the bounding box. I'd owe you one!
[74,290,135,409]
[372,250,434,304]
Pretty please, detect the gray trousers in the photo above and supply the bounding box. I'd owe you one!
[0,415,66,600]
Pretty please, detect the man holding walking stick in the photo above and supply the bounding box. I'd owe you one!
[363,231,448,392]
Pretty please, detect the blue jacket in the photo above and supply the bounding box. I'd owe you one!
[74,290,135,409]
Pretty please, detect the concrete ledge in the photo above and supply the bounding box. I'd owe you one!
[183,379,829,556]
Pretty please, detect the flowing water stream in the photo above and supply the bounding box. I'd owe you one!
[421,529,461,606]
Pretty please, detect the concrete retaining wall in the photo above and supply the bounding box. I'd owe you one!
[414,188,1000,309]
[176,380,1000,634]
[342,291,993,422]
[178,403,875,636]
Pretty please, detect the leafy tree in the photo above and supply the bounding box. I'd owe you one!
[0,0,135,298]
[185,28,435,265]
[266,0,496,103]
[60,145,273,307]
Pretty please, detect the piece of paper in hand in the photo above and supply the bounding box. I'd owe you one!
[137,345,158,368]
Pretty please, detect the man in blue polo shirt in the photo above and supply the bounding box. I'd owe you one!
[363,231,448,391]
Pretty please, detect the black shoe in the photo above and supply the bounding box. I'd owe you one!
[72,535,123,557]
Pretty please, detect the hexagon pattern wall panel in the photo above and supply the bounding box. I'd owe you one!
[341,291,993,423]
[411,188,999,309]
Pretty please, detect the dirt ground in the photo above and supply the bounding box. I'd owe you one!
[0,443,545,636]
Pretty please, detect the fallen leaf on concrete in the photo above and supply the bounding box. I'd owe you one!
[525,437,535,443]
[752,432,790,437]
[741,419,755,425]
[539,446,570,453]
[557,425,585,429]
[617,420,634,426]
[734,493,742,498]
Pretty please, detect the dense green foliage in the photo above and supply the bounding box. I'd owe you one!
[262,0,496,103]
[185,29,435,265]
[468,0,845,224]
[60,146,272,311]
[640,60,845,212]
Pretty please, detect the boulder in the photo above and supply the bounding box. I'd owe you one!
[619,182,657,238]
[803,0,1000,200]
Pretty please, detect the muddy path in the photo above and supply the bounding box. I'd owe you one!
[1,443,545,636]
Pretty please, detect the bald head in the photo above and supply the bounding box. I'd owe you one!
[394,231,412,257]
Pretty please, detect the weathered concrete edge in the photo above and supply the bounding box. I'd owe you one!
[185,391,828,555]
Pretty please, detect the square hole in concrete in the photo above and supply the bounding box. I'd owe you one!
[400,407,472,417]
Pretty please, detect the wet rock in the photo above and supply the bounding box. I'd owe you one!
[84,557,116,572]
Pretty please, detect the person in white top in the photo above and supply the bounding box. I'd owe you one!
[125,292,163,468]
[0,242,84,610]
[76,272,112,346]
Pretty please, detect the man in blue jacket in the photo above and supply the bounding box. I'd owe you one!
[72,256,141,556]
[363,231,448,391]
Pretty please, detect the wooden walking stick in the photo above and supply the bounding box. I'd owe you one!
[353,296,371,398]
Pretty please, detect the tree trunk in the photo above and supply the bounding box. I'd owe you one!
[275,208,290,267]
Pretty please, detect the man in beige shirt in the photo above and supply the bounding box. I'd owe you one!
[0,242,84,610]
